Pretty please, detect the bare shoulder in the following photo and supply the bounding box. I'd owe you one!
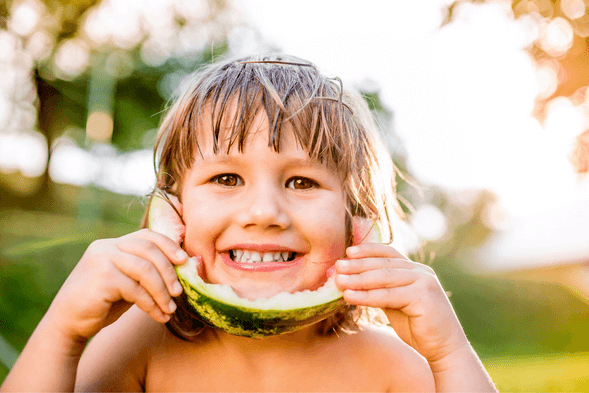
[341,325,435,392]
[75,306,167,392]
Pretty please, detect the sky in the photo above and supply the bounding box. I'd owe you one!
[232,0,589,222]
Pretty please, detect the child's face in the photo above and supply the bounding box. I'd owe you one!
[180,110,347,300]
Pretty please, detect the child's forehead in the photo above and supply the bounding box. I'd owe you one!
[192,128,325,169]
[190,109,337,174]
[197,104,293,150]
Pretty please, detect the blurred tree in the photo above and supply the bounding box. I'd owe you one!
[0,0,232,211]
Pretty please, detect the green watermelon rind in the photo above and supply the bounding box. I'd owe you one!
[175,258,345,338]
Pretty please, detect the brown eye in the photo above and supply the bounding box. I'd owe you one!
[287,177,317,190]
[213,174,242,187]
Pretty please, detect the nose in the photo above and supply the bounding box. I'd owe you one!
[234,183,291,230]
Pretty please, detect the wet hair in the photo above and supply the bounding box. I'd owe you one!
[143,53,399,339]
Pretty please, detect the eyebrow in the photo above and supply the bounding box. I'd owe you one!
[195,154,327,170]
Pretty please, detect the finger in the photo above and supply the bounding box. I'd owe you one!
[336,268,420,291]
[343,286,415,311]
[129,229,189,265]
[116,276,170,323]
[112,254,177,315]
[117,236,183,297]
[346,243,407,259]
[335,256,418,274]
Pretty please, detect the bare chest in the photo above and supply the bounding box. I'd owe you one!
[145,338,389,392]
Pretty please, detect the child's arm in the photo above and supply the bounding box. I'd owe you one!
[335,243,497,393]
[0,229,187,392]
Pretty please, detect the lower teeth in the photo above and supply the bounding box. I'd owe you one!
[237,258,284,263]
[230,252,293,263]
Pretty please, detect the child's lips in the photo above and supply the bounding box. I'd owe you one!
[219,252,304,272]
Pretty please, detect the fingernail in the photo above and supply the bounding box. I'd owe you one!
[338,274,349,282]
[168,300,177,313]
[347,246,359,256]
[338,259,350,269]
[176,249,188,261]
[173,281,183,295]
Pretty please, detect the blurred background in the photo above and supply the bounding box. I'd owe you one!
[1,0,589,390]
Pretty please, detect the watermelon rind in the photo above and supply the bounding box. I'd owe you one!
[175,258,345,338]
[146,193,358,338]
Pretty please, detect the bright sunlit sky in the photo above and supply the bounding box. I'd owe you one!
[232,0,589,221]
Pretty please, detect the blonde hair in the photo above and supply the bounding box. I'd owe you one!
[145,53,400,339]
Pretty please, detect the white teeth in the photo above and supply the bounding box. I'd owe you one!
[230,250,294,263]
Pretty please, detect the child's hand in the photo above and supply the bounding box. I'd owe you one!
[45,229,189,342]
[334,243,469,365]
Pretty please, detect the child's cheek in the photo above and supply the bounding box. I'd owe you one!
[181,196,220,257]
[299,203,347,260]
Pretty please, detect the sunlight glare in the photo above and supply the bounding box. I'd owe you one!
[108,0,143,49]
[49,139,96,186]
[141,37,173,67]
[516,12,542,48]
[560,0,586,20]
[8,0,41,37]
[0,91,9,130]
[83,0,143,49]
[53,39,90,78]
[174,0,210,20]
[26,30,54,61]
[0,131,47,177]
[388,2,540,197]
[544,97,587,153]
[120,150,156,196]
[178,24,210,55]
[83,7,109,46]
[0,31,18,64]
[540,17,574,57]
[48,137,156,196]
[410,204,448,242]
[536,60,559,99]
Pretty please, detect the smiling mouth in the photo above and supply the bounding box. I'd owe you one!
[228,250,297,263]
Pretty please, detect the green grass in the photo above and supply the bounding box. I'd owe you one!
[483,352,589,392]
[0,364,7,385]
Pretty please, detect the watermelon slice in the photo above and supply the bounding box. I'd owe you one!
[148,193,379,338]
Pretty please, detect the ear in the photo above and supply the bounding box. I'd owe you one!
[148,193,186,245]
[351,216,381,245]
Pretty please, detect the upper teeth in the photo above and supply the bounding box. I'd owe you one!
[231,250,292,263]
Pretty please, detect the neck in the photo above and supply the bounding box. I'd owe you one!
[207,324,332,363]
